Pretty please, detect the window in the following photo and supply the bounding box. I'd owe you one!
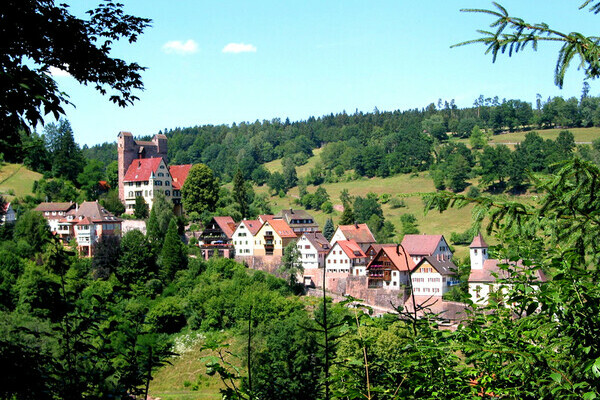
[155,180,162,186]
[158,172,164,177]
[145,190,148,196]
[474,249,478,255]
[165,181,170,186]
[165,190,170,196]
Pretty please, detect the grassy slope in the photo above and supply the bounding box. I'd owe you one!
[456,126,600,148]
[0,163,42,199]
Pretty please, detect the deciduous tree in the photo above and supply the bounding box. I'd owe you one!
[181,164,219,214]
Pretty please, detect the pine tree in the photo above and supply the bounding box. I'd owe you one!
[159,219,187,282]
[133,196,149,219]
[146,192,174,245]
[339,205,355,226]
[323,218,335,241]
[233,169,249,219]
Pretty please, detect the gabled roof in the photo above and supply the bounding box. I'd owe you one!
[469,259,547,283]
[265,219,297,238]
[367,245,416,271]
[302,232,330,253]
[335,240,366,259]
[34,202,76,213]
[401,234,446,256]
[169,164,192,190]
[76,217,92,225]
[123,158,164,182]
[76,201,121,223]
[469,232,489,248]
[258,214,275,223]
[274,209,319,228]
[213,216,237,239]
[415,255,457,276]
[366,243,396,254]
[337,223,376,244]
[238,219,262,236]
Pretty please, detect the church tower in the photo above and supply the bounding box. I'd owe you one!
[469,232,489,270]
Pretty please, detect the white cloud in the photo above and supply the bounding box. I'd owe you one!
[48,66,70,77]
[162,39,199,55]
[222,42,257,54]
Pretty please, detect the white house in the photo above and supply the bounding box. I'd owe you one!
[297,232,330,270]
[330,223,376,252]
[0,202,16,225]
[325,240,367,276]
[232,219,262,256]
[34,202,77,233]
[401,234,453,264]
[411,255,459,296]
[467,232,546,304]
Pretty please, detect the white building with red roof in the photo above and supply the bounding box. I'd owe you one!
[366,245,415,289]
[467,232,546,304]
[411,255,459,296]
[330,223,376,252]
[326,240,367,276]
[232,219,262,256]
[400,234,453,264]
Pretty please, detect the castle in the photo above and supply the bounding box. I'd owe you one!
[118,131,190,215]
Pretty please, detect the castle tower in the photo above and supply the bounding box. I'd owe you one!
[118,132,168,202]
[469,232,489,270]
[118,131,136,202]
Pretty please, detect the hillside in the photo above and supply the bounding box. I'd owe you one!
[456,126,600,148]
[0,163,42,199]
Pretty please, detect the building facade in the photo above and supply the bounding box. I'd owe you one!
[330,223,376,252]
[232,219,262,256]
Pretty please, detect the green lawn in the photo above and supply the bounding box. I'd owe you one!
[263,147,323,176]
[455,126,600,148]
[0,163,42,199]
[255,172,480,260]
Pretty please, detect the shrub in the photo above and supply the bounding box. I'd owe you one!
[389,197,406,209]
[146,297,186,334]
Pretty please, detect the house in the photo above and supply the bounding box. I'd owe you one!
[330,223,376,252]
[411,255,459,296]
[467,233,546,304]
[254,219,297,257]
[366,245,415,289]
[258,214,275,224]
[199,216,237,259]
[365,243,396,264]
[232,219,262,257]
[122,157,183,214]
[326,240,367,276]
[50,201,122,257]
[297,232,330,270]
[273,209,319,235]
[117,132,190,215]
[34,202,77,233]
[0,202,16,225]
[400,234,453,264]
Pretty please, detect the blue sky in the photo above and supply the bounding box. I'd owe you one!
[48,1,600,146]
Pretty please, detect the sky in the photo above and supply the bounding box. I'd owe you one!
[46,1,600,146]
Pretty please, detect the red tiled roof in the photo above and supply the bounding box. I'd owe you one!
[76,217,92,225]
[123,158,163,182]
[366,244,396,254]
[213,216,237,239]
[469,259,546,283]
[338,223,376,244]
[258,214,275,223]
[367,245,416,271]
[401,234,445,256]
[0,202,10,213]
[336,240,366,259]
[469,232,489,248]
[240,220,262,236]
[266,219,297,238]
[169,164,192,190]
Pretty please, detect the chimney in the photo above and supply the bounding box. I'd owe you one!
[396,244,401,255]
[355,223,359,229]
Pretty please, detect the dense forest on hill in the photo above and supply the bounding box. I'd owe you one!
[81,91,600,185]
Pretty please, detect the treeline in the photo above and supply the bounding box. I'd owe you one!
[76,90,600,187]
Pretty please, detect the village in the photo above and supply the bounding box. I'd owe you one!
[20,132,546,324]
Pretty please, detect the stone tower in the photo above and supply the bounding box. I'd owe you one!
[469,232,489,270]
[117,132,168,202]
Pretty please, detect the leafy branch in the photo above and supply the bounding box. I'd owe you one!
[453,1,600,87]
